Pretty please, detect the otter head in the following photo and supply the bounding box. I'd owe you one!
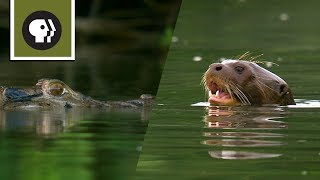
[203,60,295,106]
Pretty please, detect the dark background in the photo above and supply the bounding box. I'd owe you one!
[0,1,182,180]
[0,0,182,100]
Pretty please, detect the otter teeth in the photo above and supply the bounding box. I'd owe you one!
[215,90,220,97]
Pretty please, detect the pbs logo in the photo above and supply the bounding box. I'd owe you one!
[22,11,62,50]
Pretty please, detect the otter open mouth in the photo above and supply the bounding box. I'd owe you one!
[207,81,237,105]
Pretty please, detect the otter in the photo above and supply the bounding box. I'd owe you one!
[202,59,295,106]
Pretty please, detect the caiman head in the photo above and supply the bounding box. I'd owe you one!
[0,79,107,109]
[34,79,107,108]
[0,79,153,110]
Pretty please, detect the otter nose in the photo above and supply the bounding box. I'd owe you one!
[215,65,222,71]
[210,63,223,71]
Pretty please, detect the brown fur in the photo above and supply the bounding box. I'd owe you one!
[203,59,295,106]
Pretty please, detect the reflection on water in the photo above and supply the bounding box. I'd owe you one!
[208,151,282,160]
[193,99,320,109]
[204,106,287,129]
[0,109,99,137]
[0,108,148,180]
[288,99,320,108]
[203,132,284,138]
[0,107,149,137]
[202,106,287,160]
[202,139,284,147]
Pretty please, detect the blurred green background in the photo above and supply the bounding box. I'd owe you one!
[155,0,320,106]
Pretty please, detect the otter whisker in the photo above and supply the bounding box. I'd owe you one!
[254,78,281,102]
[229,82,251,105]
[224,81,243,104]
[202,73,252,105]
[248,54,264,61]
[234,87,251,105]
[225,82,241,105]
[202,59,295,106]
[234,85,251,105]
[235,91,248,105]
[203,88,209,102]
[232,90,245,104]
[201,72,207,86]
[233,88,248,105]
[255,79,268,100]
[225,84,235,101]
[252,61,279,67]
[238,51,252,60]
[254,76,282,99]
[256,78,278,94]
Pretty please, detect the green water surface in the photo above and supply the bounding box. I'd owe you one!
[136,0,320,179]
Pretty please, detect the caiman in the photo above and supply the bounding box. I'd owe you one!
[0,79,154,110]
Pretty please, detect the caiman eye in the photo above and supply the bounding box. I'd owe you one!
[235,66,245,74]
[48,83,65,96]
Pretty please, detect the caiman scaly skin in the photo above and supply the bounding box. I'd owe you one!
[0,79,154,110]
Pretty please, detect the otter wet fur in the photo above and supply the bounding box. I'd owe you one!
[202,54,295,106]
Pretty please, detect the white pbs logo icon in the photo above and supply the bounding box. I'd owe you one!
[22,11,62,50]
[29,19,56,43]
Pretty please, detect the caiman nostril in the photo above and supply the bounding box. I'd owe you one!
[215,66,222,71]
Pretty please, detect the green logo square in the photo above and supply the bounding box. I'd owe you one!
[10,0,75,60]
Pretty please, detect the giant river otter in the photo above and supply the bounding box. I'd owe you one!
[203,59,295,106]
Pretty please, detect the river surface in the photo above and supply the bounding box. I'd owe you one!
[136,0,320,179]
[0,109,148,180]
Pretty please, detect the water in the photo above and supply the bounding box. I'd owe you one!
[136,104,320,179]
[136,0,320,179]
[0,109,148,180]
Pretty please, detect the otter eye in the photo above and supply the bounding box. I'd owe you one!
[235,66,245,74]
[49,83,65,96]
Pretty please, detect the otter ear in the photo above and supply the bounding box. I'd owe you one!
[279,84,289,95]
